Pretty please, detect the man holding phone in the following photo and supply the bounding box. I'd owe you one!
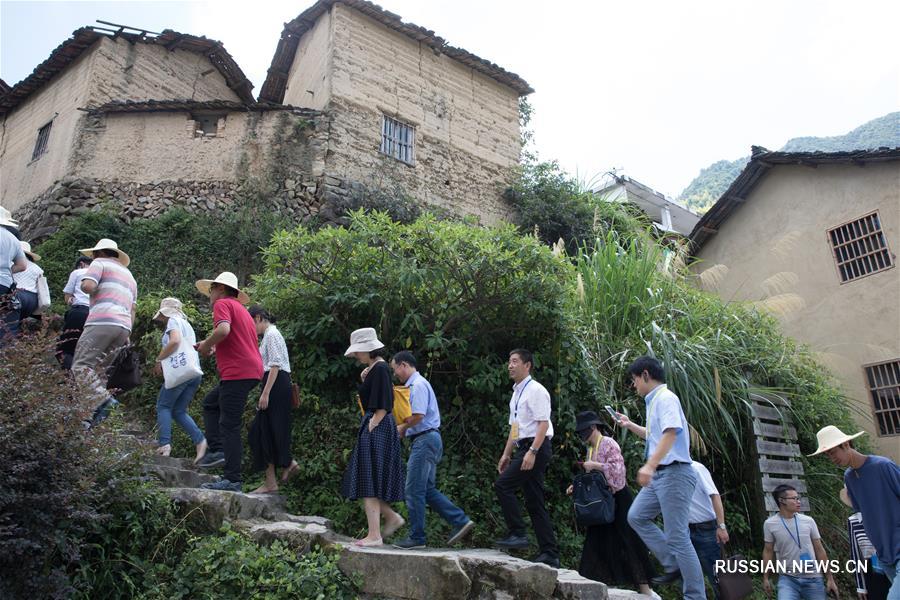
[615,356,706,599]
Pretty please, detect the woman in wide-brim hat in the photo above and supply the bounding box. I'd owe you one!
[152,297,207,462]
[340,327,406,546]
[12,240,47,325]
[568,410,658,596]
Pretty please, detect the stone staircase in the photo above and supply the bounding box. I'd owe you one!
[143,454,650,600]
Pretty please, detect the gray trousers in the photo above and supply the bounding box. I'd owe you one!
[72,324,130,397]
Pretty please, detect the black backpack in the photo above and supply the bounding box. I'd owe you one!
[572,470,616,527]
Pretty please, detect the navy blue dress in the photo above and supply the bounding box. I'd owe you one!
[340,361,405,501]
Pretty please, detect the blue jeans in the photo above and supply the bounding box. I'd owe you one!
[627,462,706,599]
[405,430,468,544]
[777,575,825,599]
[157,376,204,446]
[690,525,720,600]
[885,559,900,600]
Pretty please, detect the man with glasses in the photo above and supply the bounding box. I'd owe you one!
[762,484,839,599]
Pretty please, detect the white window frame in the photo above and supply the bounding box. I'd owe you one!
[380,115,415,165]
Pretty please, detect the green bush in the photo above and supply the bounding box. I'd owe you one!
[145,527,356,600]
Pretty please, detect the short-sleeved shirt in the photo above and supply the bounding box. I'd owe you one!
[508,376,554,440]
[405,371,440,437]
[13,260,43,293]
[587,435,626,492]
[82,258,137,331]
[0,228,24,288]
[763,513,822,577]
[259,324,290,373]
[161,316,201,373]
[845,455,900,565]
[688,461,719,524]
[358,360,393,413]
[64,268,91,307]
[212,297,263,381]
[644,384,692,465]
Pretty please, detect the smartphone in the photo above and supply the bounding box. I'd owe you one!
[604,405,619,421]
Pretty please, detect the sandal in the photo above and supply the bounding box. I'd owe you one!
[281,461,300,483]
[353,538,383,547]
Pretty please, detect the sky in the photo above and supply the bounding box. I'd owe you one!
[2,0,898,199]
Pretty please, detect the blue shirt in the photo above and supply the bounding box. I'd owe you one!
[0,228,24,288]
[644,384,692,465]
[405,371,441,437]
[845,455,900,565]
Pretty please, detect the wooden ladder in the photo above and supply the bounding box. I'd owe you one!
[750,392,810,514]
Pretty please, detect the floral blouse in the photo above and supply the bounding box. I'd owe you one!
[586,435,627,493]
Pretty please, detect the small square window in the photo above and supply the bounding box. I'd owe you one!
[863,359,900,437]
[31,120,52,161]
[191,113,225,137]
[380,115,415,165]
[827,211,895,283]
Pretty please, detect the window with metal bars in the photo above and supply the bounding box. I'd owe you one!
[380,115,415,165]
[864,359,900,437]
[827,212,894,283]
[31,120,53,161]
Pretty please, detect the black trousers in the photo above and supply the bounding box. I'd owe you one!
[494,439,558,558]
[57,305,89,369]
[202,379,259,483]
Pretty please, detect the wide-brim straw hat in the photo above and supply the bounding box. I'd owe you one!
[20,241,40,262]
[807,425,865,456]
[79,238,130,267]
[0,206,18,228]
[195,271,250,305]
[153,297,187,320]
[344,327,384,356]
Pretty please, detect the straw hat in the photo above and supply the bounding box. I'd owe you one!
[344,327,385,356]
[153,297,187,321]
[78,238,130,267]
[195,271,250,304]
[20,241,40,262]
[807,425,865,456]
[0,206,18,228]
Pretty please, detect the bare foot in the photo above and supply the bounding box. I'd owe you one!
[353,537,383,547]
[382,515,405,538]
[281,461,300,483]
[156,444,171,457]
[194,439,208,464]
[251,484,278,494]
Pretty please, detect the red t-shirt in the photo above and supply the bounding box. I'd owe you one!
[212,297,263,381]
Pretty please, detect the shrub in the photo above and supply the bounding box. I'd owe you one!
[0,333,134,598]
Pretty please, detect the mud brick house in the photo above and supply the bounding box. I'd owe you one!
[0,1,532,236]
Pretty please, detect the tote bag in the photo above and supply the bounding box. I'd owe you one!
[161,338,203,389]
[106,344,142,392]
[717,547,754,600]
[572,470,616,527]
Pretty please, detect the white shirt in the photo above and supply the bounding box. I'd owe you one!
[688,461,719,524]
[63,268,91,307]
[13,260,43,293]
[259,324,291,373]
[508,376,554,440]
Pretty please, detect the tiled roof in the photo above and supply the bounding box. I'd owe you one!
[84,99,319,117]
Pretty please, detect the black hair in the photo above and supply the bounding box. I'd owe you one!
[626,356,666,383]
[369,347,388,359]
[75,255,93,269]
[509,348,534,369]
[248,305,276,324]
[392,350,417,369]
[212,283,239,298]
[772,484,796,505]
[94,249,119,259]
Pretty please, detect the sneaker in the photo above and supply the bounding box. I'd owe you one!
[494,533,530,550]
[200,479,241,492]
[196,451,225,468]
[392,537,426,549]
[532,552,560,568]
[447,520,475,545]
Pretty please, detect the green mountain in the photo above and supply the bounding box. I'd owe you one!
[679,112,900,214]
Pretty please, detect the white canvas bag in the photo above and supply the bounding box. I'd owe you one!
[161,336,203,389]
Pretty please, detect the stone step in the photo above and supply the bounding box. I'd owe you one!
[164,487,287,531]
[143,462,220,488]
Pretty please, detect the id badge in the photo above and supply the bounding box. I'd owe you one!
[510,422,519,440]
[799,551,813,572]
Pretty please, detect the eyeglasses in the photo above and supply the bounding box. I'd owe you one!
[782,495,802,502]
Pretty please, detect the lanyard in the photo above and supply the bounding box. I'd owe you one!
[513,377,532,419]
[780,516,802,549]
[586,435,602,462]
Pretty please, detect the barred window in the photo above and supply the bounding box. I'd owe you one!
[31,120,52,161]
[864,359,900,437]
[380,115,415,165]
[827,212,894,283]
